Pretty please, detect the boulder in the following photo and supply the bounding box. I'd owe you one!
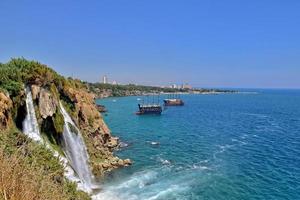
[96,104,107,113]
[123,159,132,166]
[39,88,57,119]
[106,137,119,149]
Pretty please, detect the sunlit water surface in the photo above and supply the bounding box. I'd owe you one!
[94,90,300,200]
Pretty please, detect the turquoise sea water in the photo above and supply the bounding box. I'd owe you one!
[95,90,300,200]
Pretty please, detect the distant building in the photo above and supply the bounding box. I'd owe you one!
[102,75,108,84]
[112,80,117,85]
[182,83,192,90]
[166,83,192,89]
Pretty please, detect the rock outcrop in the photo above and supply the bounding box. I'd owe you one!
[0,58,132,198]
[26,82,132,176]
[38,88,58,119]
[92,88,113,98]
[31,85,41,100]
[62,86,131,175]
[1,58,132,179]
[96,104,107,113]
[0,92,13,130]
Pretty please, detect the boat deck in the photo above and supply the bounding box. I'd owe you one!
[137,103,162,115]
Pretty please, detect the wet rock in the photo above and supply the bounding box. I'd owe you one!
[96,104,107,113]
[123,159,132,166]
[107,137,119,149]
[117,159,124,166]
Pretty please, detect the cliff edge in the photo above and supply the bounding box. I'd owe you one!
[0,58,131,199]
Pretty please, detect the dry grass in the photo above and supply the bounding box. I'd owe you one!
[0,127,91,200]
[0,148,68,200]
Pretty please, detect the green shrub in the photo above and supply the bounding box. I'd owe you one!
[53,110,64,135]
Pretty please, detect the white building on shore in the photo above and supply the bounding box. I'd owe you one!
[102,75,108,84]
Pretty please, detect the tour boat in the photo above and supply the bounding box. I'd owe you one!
[136,95,162,115]
[163,93,184,106]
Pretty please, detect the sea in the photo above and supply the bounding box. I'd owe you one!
[94,89,300,200]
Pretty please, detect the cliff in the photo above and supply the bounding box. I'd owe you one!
[0,91,90,200]
[0,92,12,130]
[0,58,131,199]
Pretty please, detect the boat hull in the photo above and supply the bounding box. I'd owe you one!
[137,104,162,115]
[163,99,184,106]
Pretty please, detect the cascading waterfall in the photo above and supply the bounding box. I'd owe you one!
[23,87,43,142]
[22,87,89,193]
[59,102,98,192]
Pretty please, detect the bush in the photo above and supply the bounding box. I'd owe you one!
[53,110,64,135]
[0,58,64,96]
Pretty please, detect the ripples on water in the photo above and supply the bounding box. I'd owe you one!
[95,90,300,200]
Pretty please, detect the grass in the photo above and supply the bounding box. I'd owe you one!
[0,148,66,200]
[0,58,106,199]
[0,126,91,200]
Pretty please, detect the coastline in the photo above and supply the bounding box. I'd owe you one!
[91,88,238,99]
[93,90,300,199]
[0,58,132,199]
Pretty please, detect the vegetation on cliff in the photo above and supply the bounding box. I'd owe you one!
[0,58,60,95]
[0,126,90,200]
[0,58,131,199]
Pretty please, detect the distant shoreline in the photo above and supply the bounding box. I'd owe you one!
[94,90,241,99]
[88,82,238,99]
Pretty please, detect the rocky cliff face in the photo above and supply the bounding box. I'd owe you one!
[0,58,133,199]
[38,88,58,119]
[27,82,131,176]
[0,58,131,179]
[0,92,13,130]
[61,86,131,176]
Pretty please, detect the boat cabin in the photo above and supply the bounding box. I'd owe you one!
[136,94,162,115]
[137,104,162,115]
[164,93,184,106]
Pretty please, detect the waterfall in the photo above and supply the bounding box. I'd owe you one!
[22,87,90,193]
[59,102,98,192]
[23,87,43,142]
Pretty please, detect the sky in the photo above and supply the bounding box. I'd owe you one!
[0,0,300,88]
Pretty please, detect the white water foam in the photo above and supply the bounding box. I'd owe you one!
[23,87,42,142]
[92,163,193,200]
[59,102,99,192]
[23,87,195,199]
[158,157,171,165]
[147,185,188,200]
[23,87,91,193]
[92,169,160,200]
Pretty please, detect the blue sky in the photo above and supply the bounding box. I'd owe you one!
[1,0,299,88]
